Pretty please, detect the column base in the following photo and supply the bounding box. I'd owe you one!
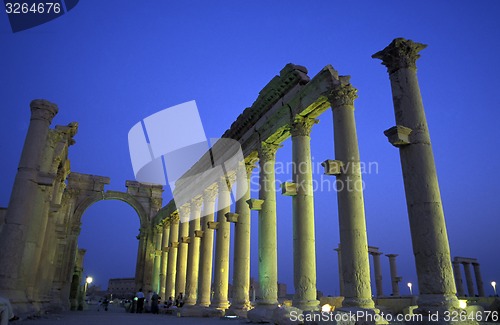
[332,307,389,325]
[209,299,230,310]
[341,296,376,309]
[226,301,252,318]
[178,305,224,317]
[247,304,278,323]
[293,298,320,312]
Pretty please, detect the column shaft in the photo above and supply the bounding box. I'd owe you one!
[175,206,190,296]
[452,261,465,297]
[165,214,180,299]
[291,118,319,311]
[151,226,163,293]
[463,263,475,297]
[159,221,170,300]
[334,247,344,296]
[210,177,233,309]
[373,38,458,312]
[184,198,202,306]
[330,82,374,309]
[387,254,400,296]
[473,263,485,297]
[197,186,217,307]
[372,253,383,297]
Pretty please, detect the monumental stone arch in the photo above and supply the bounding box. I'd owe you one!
[66,172,163,294]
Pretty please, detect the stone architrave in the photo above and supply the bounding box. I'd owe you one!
[328,81,375,310]
[184,197,203,306]
[373,38,460,314]
[0,100,58,311]
[165,212,180,299]
[290,117,319,311]
[197,185,218,307]
[210,175,235,310]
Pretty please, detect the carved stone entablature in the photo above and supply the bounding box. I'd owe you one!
[281,182,297,196]
[30,99,58,122]
[290,117,318,137]
[322,160,344,176]
[372,38,427,74]
[225,212,239,223]
[329,78,358,108]
[384,125,413,147]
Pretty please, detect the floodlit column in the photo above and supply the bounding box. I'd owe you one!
[334,246,345,296]
[134,227,147,291]
[159,219,170,300]
[373,38,459,312]
[463,262,475,297]
[165,212,180,299]
[0,100,58,302]
[386,254,400,296]
[452,261,465,297]
[372,252,384,297]
[176,205,190,296]
[151,225,163,293]
[257,142,279,306]
[197,185,218,307]
[229,161,255,311]
[473,263,485,297]
[210,175,234,310]
[184,197,203,306]
[290,117,319,311]
[329,81,374,309]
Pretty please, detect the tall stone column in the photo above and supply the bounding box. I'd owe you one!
[134,227,147,291]
[463,262,475,297]
[151,225,163,293]
[175,205,190,297]
[329,81,375,309]
[452,261,465,297]
[165,212,180,299]
[210,175,234,310]
[334,246,344,296]
[256,142,279,307]
[197,185,218,307]
[373,38,460,313]
[229,161,255,313]
[386,254,400,296]
[0,100,58,306]
[159,219,170,300]
[372,252,384,297]
[184,197,203,306]
[473,263,485,297]
[290,117,319,311]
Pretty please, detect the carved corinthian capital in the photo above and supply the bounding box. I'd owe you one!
[204,184,219,202]
[290,117,318,137]
[329,83,358,108]
[258,142,280,162]
[169,211,180,224]
[372,38,427,74]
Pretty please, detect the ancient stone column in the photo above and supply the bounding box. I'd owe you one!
[290,117,319,311]
[372,252,384,297]
[0,100,58,306]
[165,212,180,299]
[175,205,190,296]
[334,246,345,296]
[373,38,460,312]
[329,81,375,309]
[473,263,485,297]
[184,197,203,306]
[257,142,279,307]
[386,254,400,296]
[134,227,147,291]
[229,161,255,313]
[463,262,475,297]
[210,175,234,310]
[159,219,170,300]
[197,185,218,307]
[151,225,163,293]
[452,261,465,297]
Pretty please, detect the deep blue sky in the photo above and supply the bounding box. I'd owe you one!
[1,1,499,297]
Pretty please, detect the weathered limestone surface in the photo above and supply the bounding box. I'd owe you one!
[175,205,190,296]
[165,212,180,299]
[159,219,170,300]
[184,197,203,306]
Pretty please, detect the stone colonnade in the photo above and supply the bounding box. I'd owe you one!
[452,257,485,297]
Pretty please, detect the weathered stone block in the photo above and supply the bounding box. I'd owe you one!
[247,199,264,210]
[225,212,239,223]
[383,125,412,147]
[322,160,344,176]
[207,221,219,230]
[281,182,297,196]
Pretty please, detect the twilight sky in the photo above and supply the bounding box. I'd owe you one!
[1,1,499,297]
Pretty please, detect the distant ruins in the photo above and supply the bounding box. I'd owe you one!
[0,39,493,324]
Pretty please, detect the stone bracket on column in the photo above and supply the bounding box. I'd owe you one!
[225,212,239,223]
[247,199,264,210]
[170,242,179,248]
[321,159,344,176]
[181,236,191,243]
[207,221,219,230]
[281,182,297,196]
[195,230,204,238]
[37,171,57,186]
[162,247,170,253]
[384,125,412,147]
[155,250,162,257]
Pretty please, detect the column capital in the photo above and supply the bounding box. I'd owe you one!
[30,99,58,122]
[179,204,191,222]
[169,211,180,224]
[329,82,358,108]
[290,117,318,137]
[372,38,427,74]
[190,196,203,210]
[219,173,236,191]
[258,142,280,162]
[204,184,219,202]
[245,158,258,176]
